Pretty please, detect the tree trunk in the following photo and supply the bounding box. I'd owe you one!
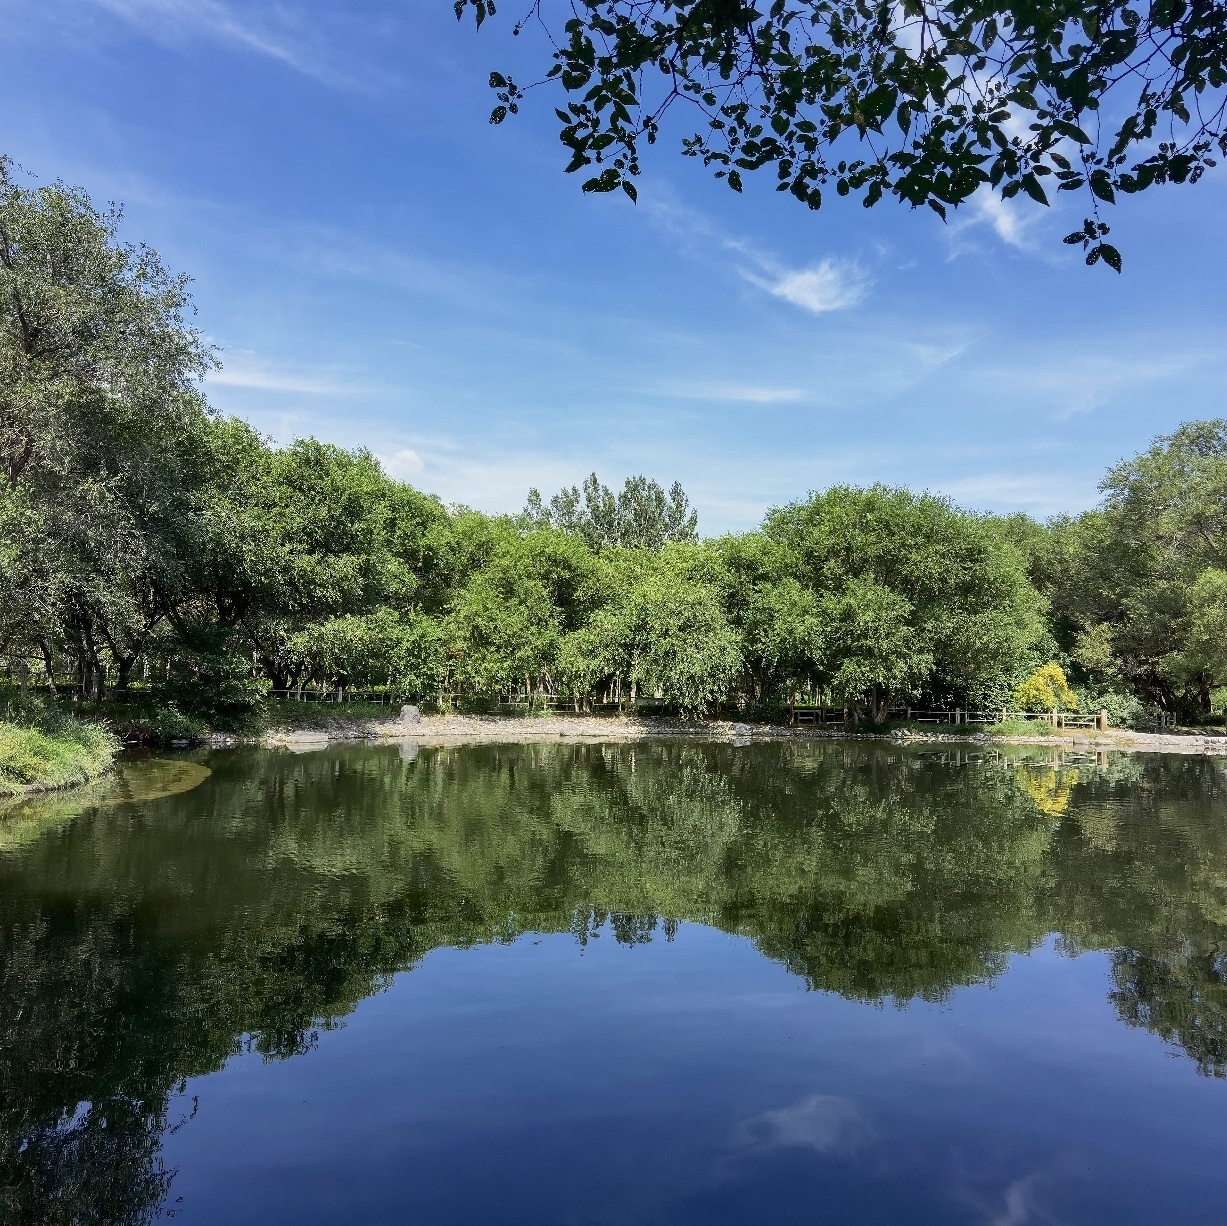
[263,657,298,693]
[871,688,894,725]
[113,655,137,694]
[37,640,58,695]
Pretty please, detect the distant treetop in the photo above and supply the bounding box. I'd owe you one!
[523,472,699,549]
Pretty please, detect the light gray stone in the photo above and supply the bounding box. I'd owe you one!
[399,704,421,726]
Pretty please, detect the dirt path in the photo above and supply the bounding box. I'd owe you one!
[245,713,1227,756]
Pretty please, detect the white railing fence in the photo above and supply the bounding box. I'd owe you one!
[789,706,1109,730]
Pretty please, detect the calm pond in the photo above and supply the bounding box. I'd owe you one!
[3,740,1226,1224]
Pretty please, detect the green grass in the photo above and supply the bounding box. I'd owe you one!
[981,718,1061,737]
[0,695,118,797]
[76,695,209,744]
[872,716,1063,738]
[262,699,399,731]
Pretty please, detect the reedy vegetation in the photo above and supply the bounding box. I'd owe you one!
[2,158,1226,727]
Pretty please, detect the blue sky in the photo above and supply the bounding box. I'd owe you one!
[4,1,1225,534]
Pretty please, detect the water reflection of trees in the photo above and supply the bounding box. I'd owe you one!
[2,742,1227,1222]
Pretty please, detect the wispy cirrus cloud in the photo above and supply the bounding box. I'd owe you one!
[947,187,1057,260]
[736,1094,869,1156]
[94,0,303,67]
[653,381,807,404]
[935,471,1101,516]
[748,257,870,314]
[206,353,373,396]
[645,194,871,316]
[959,343,1220,421]
[82,0,393,89]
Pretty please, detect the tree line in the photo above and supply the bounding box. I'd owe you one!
[3,157,1227,725]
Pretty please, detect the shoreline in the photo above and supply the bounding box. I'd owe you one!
[0,720,119,800]
[206,713,1227,757]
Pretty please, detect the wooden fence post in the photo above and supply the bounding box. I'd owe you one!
[1097,709,1108,732]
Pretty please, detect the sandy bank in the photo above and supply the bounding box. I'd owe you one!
[217,713,1227,756]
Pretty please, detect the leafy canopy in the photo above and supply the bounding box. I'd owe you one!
[1014,662,1079,711]
[763,485,1044,719]
[524,472,698,550]
[0,155,214,690]
[1038,419,1227,716]
[460,0,1227,268]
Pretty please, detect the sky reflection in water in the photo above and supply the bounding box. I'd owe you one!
[2,741,1226,1224]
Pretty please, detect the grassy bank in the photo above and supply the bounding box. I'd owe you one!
[0,697,119,797]
[263,700,398,733]
[69,692,399,745]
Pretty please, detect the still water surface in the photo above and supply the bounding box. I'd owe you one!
[2,740,1227,1224]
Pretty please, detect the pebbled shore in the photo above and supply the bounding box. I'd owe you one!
[200,713,1227,756]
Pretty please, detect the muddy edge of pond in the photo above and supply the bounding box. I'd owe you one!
[200,715,1227,757]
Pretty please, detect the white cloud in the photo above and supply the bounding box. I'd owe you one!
[956,1167,1054,1226]
[94,0,302,64]
[375,447,589,512]
[756,259,870,314]
[990,1177,1041,1226]
[645,193,870,316]
[947,187,1051,259]
[378,448,426,479]
[83,0,384,89]
[975,193,1031,249]
[657,382,806,404]
[737,1094,868,1155]
[961,346,1218,421]
[206,359,370,396]
[936,472,1101,517]
[906,340,972,368]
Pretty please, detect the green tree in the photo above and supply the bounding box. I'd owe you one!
[717,532,825,706]
[1184,567,1227,684]
[763,486,1043,721]
[1014,662,1079,712]
[192,427,420,692]
[524,472,698,550]
[819,576,933,721]
[445,526,596,700]
[0,157,215,697]
[461,0,1227,267]
[1041,420,1227,717]
[560,545,740,712]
